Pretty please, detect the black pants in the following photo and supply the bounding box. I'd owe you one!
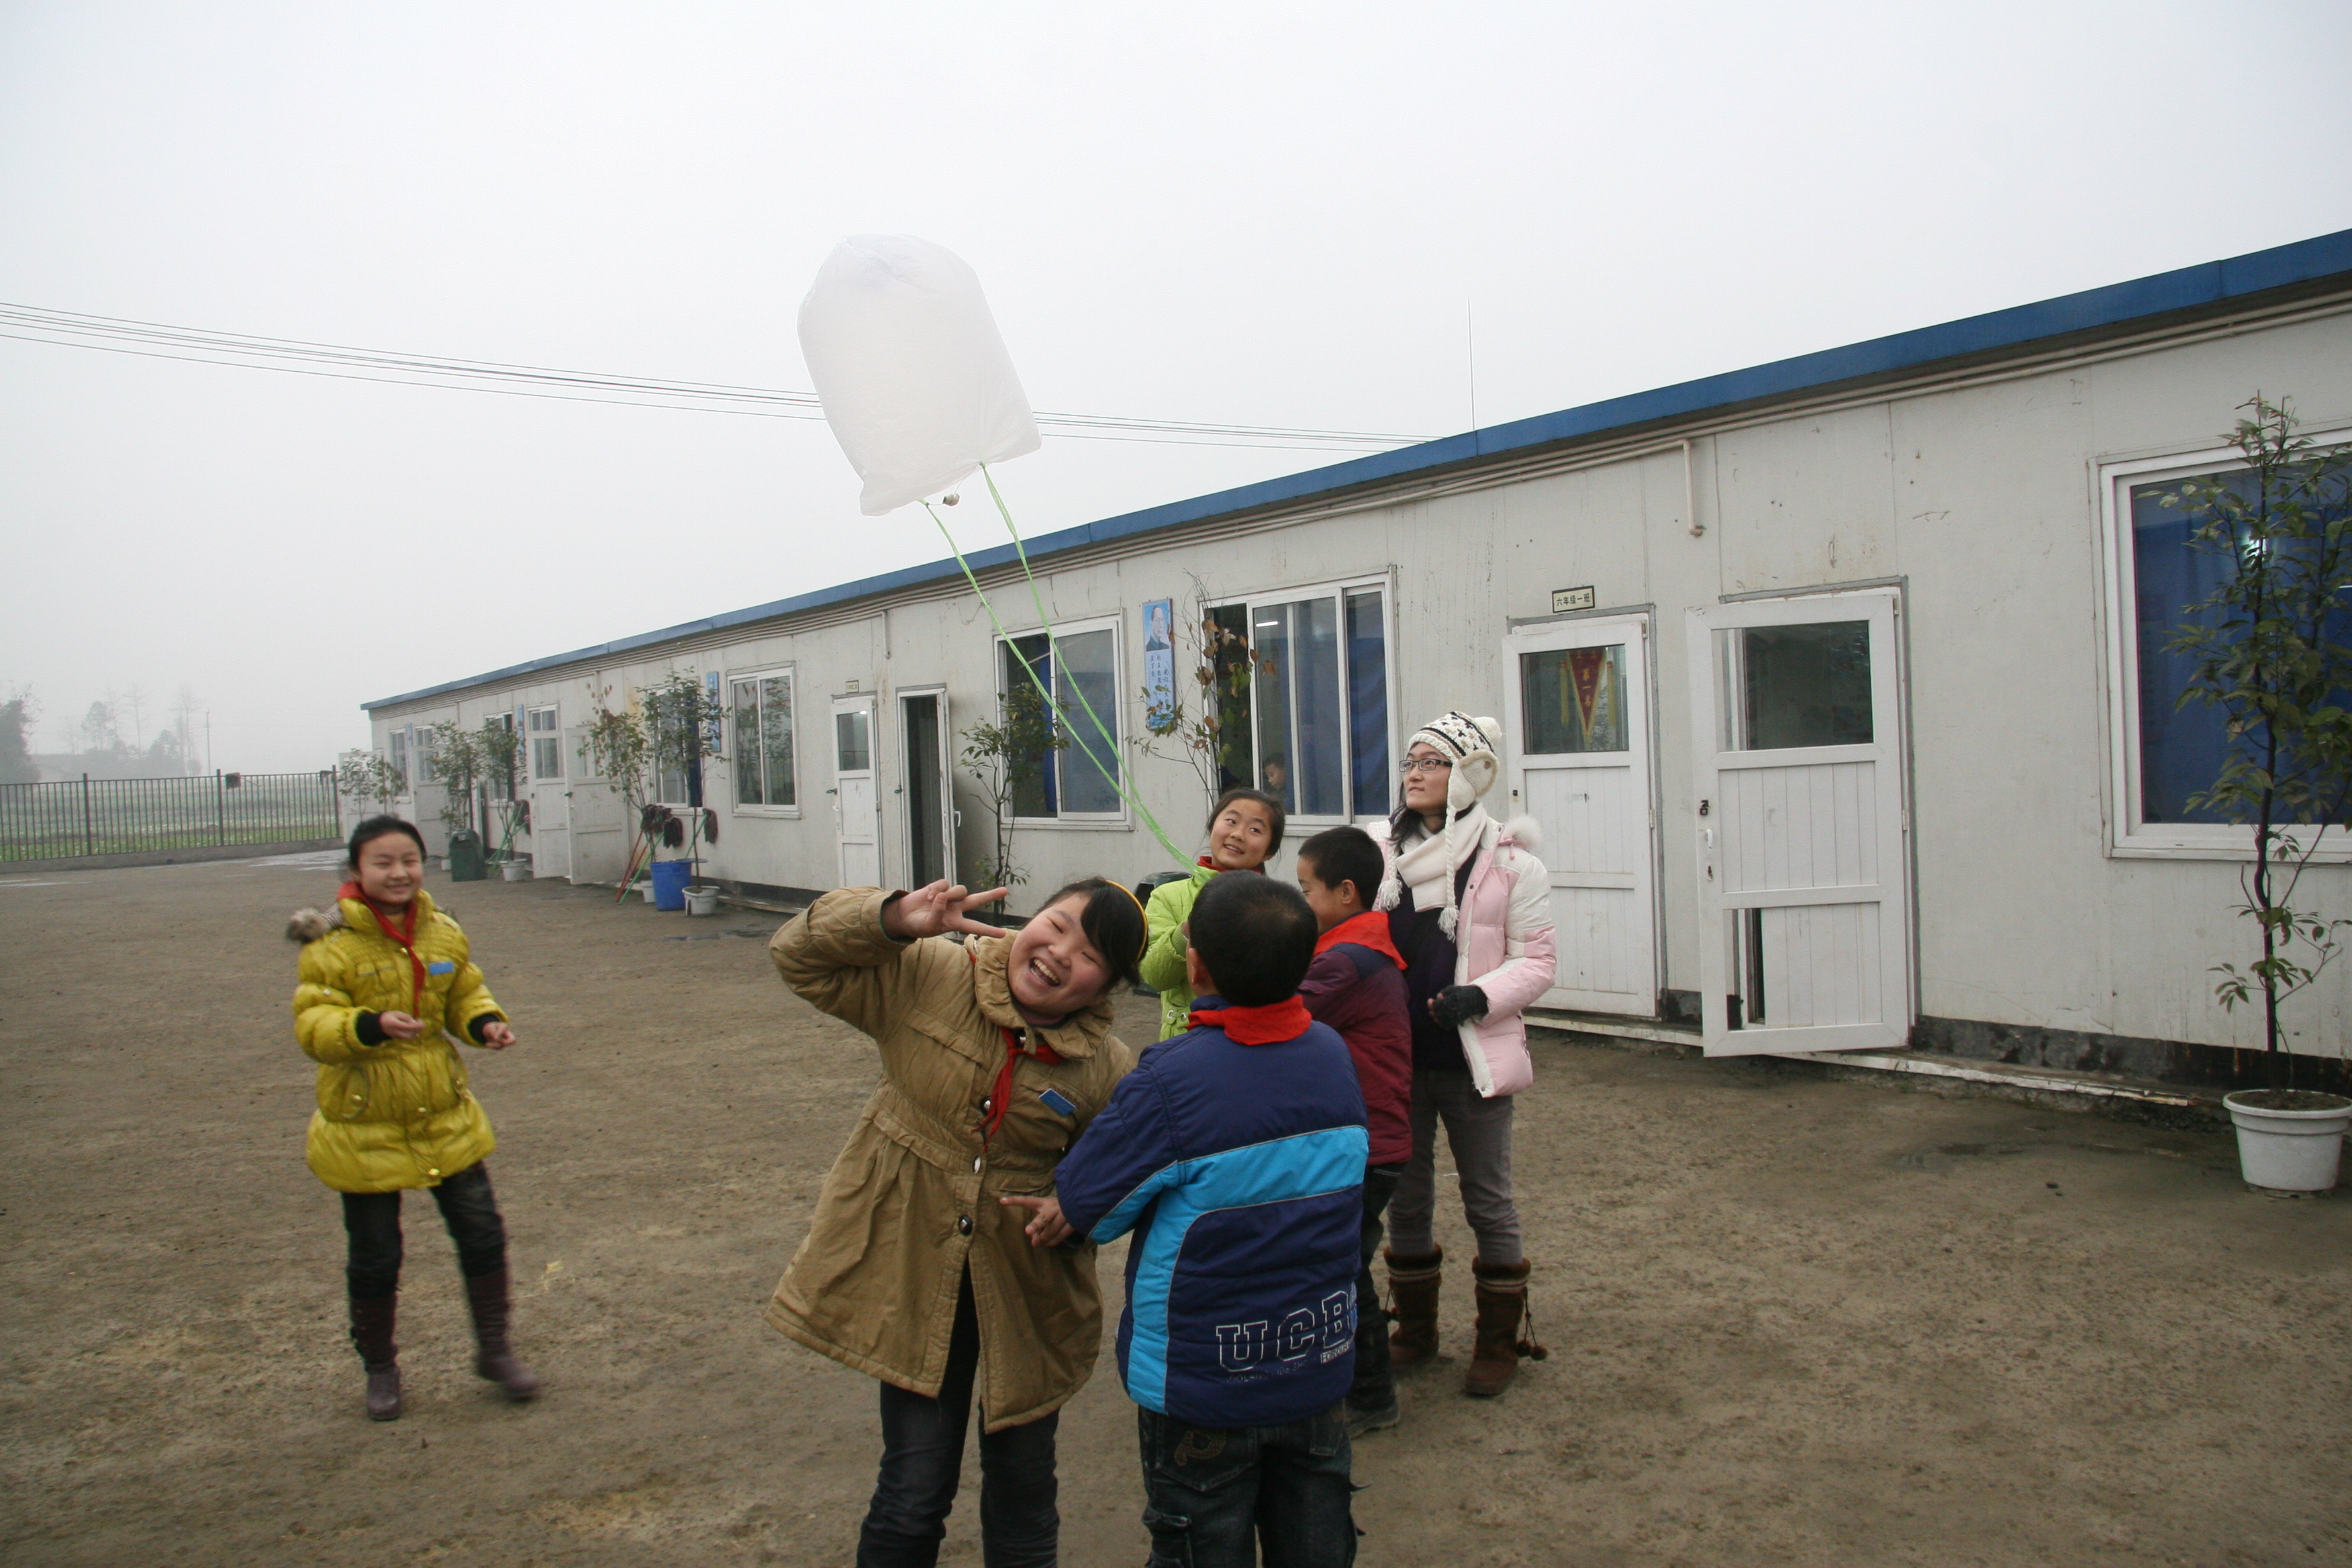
[1348,1163,1404,1413]
[340,1162,507,1301]
[859,1269,1059,1568]
[1138,1403,1357,1567]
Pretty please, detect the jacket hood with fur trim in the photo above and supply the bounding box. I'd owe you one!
[286,906,345,944]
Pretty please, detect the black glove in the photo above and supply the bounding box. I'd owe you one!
[1430,984,1490,1030]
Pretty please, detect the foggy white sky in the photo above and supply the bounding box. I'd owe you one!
[3,1,2347,773]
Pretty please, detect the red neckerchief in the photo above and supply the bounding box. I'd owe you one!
[1189,994,1314,1046]
[342,880,424,1010]
[971,947,1065,1136]
[1195,856,1264,873]
[1314,910,1404,969]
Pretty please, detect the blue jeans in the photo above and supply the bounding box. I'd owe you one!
[1349,1164,1403,1414]
[1136,1404,1357,1567]
[859,1269,1059,1568]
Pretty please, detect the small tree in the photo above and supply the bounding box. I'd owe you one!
[424,720,485,839]
[577,686,654,829]
[477,720,526,859]
[960,684,1064,907]
[336,748,401,817]
[2161,395,2352,1087]
[641,671,728,879]
[1137,577,1259,815]
[0,691,38,785]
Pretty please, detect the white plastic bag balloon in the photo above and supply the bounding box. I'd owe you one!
[798,234,1041,516]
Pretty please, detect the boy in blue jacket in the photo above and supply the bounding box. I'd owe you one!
[1005,873,1368,1567]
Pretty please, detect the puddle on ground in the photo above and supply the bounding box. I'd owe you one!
[657,925,775,942]
[1896,1133,2237,1175]
[1895,1142,2030,1171]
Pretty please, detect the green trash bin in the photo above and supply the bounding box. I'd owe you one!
[447,828,487,882]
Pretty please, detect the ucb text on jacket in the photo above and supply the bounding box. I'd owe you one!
[1052,1002,1368,1428]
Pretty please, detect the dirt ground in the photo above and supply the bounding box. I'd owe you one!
[2,857,2349,1567]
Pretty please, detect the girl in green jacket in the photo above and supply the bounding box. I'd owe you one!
[1136,787,1285,1040]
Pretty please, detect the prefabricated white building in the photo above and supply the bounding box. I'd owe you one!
[365,230,2352,1081]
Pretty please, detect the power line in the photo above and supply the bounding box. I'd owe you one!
[0,302,1432,452]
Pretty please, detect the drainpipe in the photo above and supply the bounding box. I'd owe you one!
[1681,439,1704,538]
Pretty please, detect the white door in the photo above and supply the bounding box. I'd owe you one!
[524,705,571,881]
[1687,590,1911,1056]
[899,689,957,889]
[830,695,879,888]
[1504,615,1659,1016]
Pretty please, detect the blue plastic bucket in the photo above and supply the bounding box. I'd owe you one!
[649,858,691,911]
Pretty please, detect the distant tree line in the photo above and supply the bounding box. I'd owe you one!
[0,684,208,783]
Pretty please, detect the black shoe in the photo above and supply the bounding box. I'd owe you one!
[364,1365,403,1421]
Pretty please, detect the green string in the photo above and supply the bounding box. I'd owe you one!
[922,498,1192,874]
[977,463,1191,868]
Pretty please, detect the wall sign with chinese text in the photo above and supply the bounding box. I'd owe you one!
[1141,599,1176,728]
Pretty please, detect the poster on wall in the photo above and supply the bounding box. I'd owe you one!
[1142,598,1176,729]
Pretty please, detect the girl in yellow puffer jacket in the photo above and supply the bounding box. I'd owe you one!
[289,815,538,1421]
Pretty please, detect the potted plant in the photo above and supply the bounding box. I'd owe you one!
[644,671,726,909]
[424,720,490,880]
[959,683,1064,921]
[577,687,656,902]
[2161,395,2352,1192]
[581,674,726,909]
[474,718,529,877]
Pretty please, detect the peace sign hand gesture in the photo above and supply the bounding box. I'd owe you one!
[882,880,1010,942]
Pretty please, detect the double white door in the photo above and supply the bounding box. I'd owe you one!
[1687,589,1912,1055]
[1504,616,1660,1016]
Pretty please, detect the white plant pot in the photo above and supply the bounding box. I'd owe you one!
[685,886,721,917]
[2224,1090,2352,1193]
[500,859,533,882]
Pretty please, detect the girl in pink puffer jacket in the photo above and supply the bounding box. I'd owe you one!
[1374,712,1557,1400]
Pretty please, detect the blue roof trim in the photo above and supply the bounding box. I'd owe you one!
[366,228,2352,711]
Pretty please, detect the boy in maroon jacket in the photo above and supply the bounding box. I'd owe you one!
[1295,825,1414,1435]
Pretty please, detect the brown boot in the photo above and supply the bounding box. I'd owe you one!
[462,1267,541,1400]
[1383,1246,1443,1371]
[1464,1259,1547,1398]
[348,1293,402,1421]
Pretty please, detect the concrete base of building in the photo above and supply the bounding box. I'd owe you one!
[1526,1008,2345,1129]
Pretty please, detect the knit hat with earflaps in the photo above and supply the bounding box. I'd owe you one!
[1378,712,1504,937]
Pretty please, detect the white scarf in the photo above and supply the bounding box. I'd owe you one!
[1379,803,1492,940]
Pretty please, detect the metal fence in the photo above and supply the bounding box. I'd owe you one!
[0,771,342,862]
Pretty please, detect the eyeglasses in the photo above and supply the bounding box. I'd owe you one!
[1400,756,1453,777]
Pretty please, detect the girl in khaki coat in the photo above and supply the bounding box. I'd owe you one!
[767,876,1144,1568]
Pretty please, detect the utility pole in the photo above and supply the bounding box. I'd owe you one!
[205,710,213,775]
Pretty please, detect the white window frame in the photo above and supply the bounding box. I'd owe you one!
[2099,431,2352,862]
[1209,572,1400,828]
[526,704,565,783]
[995,613,1131,830]
[726,664,801,818]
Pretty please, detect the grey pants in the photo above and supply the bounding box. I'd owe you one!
[1388,1070,1523,1266]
